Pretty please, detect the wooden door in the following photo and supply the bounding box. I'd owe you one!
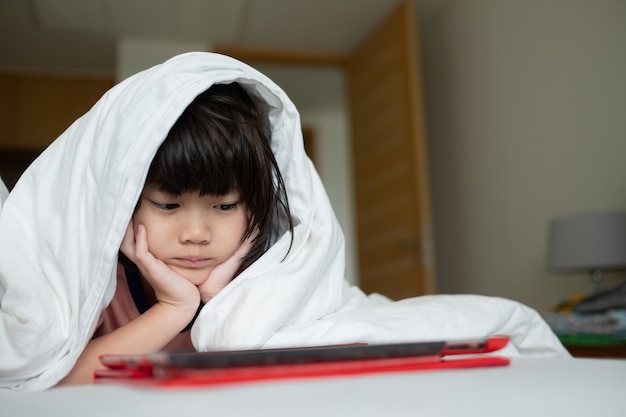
[346,0,435,299]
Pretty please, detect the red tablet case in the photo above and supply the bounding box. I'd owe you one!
[94,336,510,388]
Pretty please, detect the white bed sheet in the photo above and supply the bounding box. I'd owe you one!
[2,357,624,417]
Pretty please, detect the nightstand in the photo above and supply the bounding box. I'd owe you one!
[558,334,626,359]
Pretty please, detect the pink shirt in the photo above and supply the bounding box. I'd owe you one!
[93,263,195,352]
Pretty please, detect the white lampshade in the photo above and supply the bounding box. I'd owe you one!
[548,211,626,271]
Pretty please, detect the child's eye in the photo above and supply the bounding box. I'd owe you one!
[216,203,237,211]
[151,201,179,210]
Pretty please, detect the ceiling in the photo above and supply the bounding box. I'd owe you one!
[0,0,444,77]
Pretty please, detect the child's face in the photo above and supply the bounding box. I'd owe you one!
[133,187,248,286]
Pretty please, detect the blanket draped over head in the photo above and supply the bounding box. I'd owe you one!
[0,52,569,391]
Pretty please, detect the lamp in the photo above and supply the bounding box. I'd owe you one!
[547,211,626,293]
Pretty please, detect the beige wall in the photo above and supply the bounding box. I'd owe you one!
[116,38,208,82]
[420,0,626,311]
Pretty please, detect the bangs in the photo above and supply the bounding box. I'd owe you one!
[146,124,241,197]
[145,84,264,198]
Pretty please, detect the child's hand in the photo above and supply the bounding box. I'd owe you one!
[197,233,255,303]
[120,221,201,312]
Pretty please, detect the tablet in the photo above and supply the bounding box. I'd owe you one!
[96,336,510,387]
[101,340,446,371]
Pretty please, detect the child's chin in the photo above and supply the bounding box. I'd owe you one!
[176,269,212,287]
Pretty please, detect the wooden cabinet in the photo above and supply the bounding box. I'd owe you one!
[0,73,113,189]
[564,344,626,359]
[0,73,113,150]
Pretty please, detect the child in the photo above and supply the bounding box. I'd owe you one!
[59,82,294,385]
[0,53,569,391]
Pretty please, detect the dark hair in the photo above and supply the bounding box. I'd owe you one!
[143,82,293,273]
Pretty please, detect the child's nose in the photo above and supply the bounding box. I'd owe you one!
[179,213,211,244]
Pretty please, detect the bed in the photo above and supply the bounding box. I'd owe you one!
[2,357,625,416]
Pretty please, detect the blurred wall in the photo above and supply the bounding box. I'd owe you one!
[419,0,626,311]
[116,38,207,82]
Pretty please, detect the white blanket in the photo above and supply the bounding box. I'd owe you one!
[0,178,8,207]
[0,52,569,391]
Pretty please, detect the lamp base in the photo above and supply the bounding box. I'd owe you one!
[589,269,603,293]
